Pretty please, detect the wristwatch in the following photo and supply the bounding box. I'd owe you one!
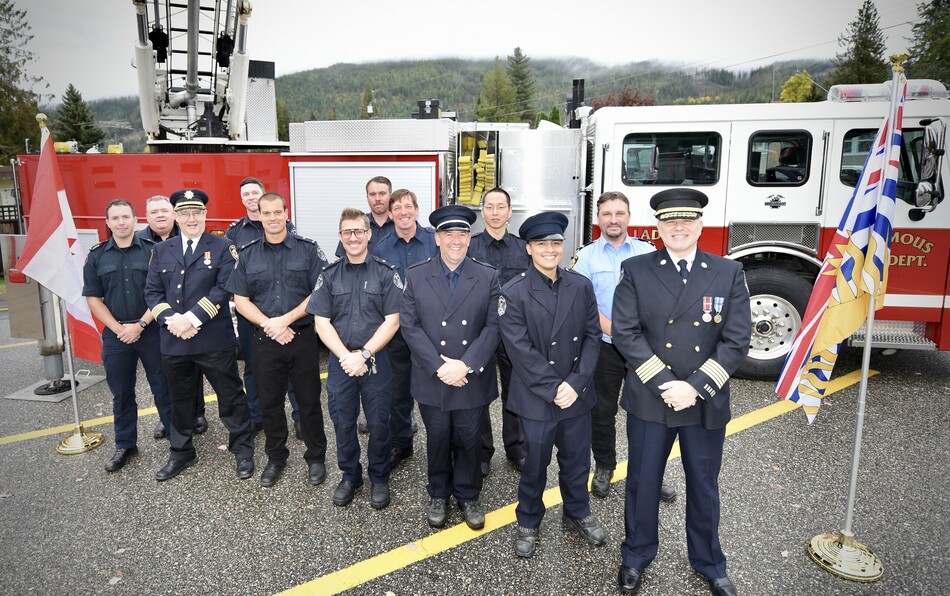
[137,320,148,329]
[360,348,373,361]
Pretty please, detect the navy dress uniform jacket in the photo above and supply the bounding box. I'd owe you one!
[611,248,751,430]
[399,257,500,411]
[499,267,601,422]
[144,232,238,356]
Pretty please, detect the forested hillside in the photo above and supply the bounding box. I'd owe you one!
[81,57,834,153]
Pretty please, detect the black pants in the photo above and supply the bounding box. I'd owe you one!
[591,340,626,470]
[480,341,525,463]
[388,330,415,450]
[419,403,484,502]
[163,348,253,461]
[252,327,327,466]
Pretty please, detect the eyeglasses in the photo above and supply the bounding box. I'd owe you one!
[340,228,368,238]
[177,210,206,220]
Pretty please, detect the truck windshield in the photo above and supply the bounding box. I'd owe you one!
[840,128,926,204]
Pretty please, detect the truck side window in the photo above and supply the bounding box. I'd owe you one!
[841,128,926,204]
[747,131,811,186]
[621,132,721,186]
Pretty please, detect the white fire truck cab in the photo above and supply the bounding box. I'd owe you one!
[580,79,950,379]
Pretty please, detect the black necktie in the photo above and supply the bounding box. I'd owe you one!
[185,239,194,262]
[677,259,689,283]
[447,270,459,292]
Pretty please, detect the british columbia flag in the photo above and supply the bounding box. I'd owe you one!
[775,75,907,423]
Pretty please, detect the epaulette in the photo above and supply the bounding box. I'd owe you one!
[406,257,432,271]
[370,255,396,269]
[293,233,317,244]
[227,219,239,229]
[503,270,529,290]
[88,240,107,252]
[238,237,262,251]
[469,257,498,271]
[631,237,656,248]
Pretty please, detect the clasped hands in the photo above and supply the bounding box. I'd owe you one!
[261,316,294,345]
[165,313,198,340]
[658,380,699,411]
[340,351,368,377]
[437,355,468,387]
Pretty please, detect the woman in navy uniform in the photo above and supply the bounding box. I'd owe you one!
[612,188,750,596]
[144,189,255,482]
[399,205,500,531]
[498,211,606,559]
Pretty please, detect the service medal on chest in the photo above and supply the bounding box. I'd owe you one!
[702,296,713,322]
[203,251,211,266]
[713,296,724,324]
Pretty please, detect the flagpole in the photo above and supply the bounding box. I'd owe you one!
[55,297,104,455]
[806,54,907,583]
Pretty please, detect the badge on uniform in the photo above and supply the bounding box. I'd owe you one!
[393,272,404,290]
[203,251,212,266]
[713,296,724,324]
[498,295,507,316]
[314,274,324,291]
[229,245,238,262]
[317,247,327,263]
[702,296,713,322]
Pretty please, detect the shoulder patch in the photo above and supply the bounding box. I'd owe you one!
[314,274,324,291]
[568,253,580,269]
[497,295,507,316]
[317,246,327,263]
[229,244,239,262]
[393,271,404,290]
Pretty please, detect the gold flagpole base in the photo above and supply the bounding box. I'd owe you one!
[807,531,883,582]
[56,425,105,455]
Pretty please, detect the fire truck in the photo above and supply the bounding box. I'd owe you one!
[7,4,950,381]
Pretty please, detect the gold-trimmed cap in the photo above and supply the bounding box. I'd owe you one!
[170,188,209,211]
[649,188,708,221]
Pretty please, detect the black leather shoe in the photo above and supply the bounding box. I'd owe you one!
[618,565,643,594]
[427,498,448,528]
[104,447,138,472]
[480,460,491,478]
[308,462,327,486]
[332,478,363,506]
[155,456,197,481]
[514,525,539,558]
[293,419,303,440]
[259,462,285,487]
[509,457,525,472]
[357,418,369,434]
[458,499,485,530]
[591,467,613,498]
[251,421,263,436]
[562,514,607,545]
[236,457,255,479]
[193,415,208,434]
[153,421,167,440]
[660,482,677,503]
[370,483,391,509]
[389,446,413,469]
[708,576,737,596]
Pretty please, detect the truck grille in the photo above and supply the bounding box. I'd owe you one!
[728,223,820,253]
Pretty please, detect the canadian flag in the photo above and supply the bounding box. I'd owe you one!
[15,125,102,363]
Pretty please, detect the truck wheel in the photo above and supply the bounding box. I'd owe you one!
[737,266,813,381]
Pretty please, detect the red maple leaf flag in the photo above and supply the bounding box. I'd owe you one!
[15,125,102,363]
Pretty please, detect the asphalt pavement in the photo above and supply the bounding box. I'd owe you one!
[0,298,948,595]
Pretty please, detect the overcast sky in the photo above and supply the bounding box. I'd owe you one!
[21,0,919,102]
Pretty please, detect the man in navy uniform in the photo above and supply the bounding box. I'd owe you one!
[612,188,750,596]
[499,211,606,559]
[570,191,675,502]
[227,192,329,488]
[310,207,401,509]
[468,187,529,477]
[144,188,255,482]
[399,204,500,530]
[226,176,303,437]
[372,189,438,469]
[83,198,171,472]
[334,175,396,258]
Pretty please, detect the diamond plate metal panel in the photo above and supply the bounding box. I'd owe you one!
[291,119,458,153]
[245,78,278,142]
[728,223,820,252]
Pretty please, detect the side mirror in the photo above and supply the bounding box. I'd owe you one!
[916,118,945,208]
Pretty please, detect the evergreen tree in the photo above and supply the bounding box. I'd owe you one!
[908,0,950,83]
[548,105,561,125]
[475,58,517,122]
[829,0,889,86]
[54,84,106,152]
[0,0,45,160]
[276,99,290,142]
[506,47,536,124]
[360,84,375,119]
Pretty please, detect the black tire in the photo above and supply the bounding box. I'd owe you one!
[736,266,813,381]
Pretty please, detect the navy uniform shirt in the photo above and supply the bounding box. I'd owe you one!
[371,223,438,278]
[334,215,395,258]
[135,222,180,243]
[226,216,295,250]
[468,230,530,286]
[82,235,155,321]
[306,256,402,349]
[227,233,329,328]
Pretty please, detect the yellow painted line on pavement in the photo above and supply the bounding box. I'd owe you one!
[281,367,876,595]
[1,340,37,349]
[0,372,330,447]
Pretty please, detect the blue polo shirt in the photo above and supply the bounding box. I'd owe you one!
[570,235,654,343]
[371,223,438,278]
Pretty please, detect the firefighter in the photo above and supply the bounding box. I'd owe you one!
[82,198,171,472]
[227,192,329,488]
[309,207,401,509]
[144,188,255,482]
[468,187,529,477]
[334,175,397,258]
[569,191,676,502]
[371,189,438,470]
[399,205,500,530]
[612,188,750,596]
[499,211,606,558]
[225,176,305,438]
